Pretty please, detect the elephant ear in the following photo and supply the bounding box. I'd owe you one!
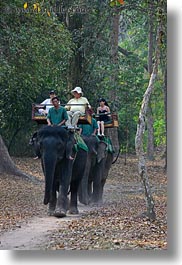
[34,135,41,158]
[97,141,107,163]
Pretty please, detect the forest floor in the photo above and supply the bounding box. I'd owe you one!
[0,152,167,250]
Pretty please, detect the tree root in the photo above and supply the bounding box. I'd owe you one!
[137,211,156,222]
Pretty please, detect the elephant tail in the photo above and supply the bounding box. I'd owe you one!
[112,149,120,164]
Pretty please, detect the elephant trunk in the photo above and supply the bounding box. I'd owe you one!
[97,142,107,164]
[42,154,57,205]
[92,148,97,156]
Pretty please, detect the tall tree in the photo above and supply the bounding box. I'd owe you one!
[105,6,120,154]
[163,67,167,171]
[135,12,164,221]
[147,0,155,160]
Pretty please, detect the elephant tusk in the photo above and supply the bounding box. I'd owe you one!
[68,155,75,160]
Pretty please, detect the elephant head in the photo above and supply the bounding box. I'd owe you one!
[37,126,75,205]
[82,135,107,163]
[96,141,107,163]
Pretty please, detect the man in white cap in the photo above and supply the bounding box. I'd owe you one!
[65,87,91,129]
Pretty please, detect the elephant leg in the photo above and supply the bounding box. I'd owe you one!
[93,154,113,204]
[69,180,80,214]
[92,164,103,205]
[71,149,88,212]
[78,157,91,205]
[99,178,106,203]
[54,162,72,218]
[48,179,58,216]
[88,174,93,203]
[79,178,89,205]
[54,185,69,217]
[99,153,113,203]
[79,170,89,205]
[48,192,57,216]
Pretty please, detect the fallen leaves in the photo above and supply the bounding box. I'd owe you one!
[43,196,167,250]
[43,155,167,250]
[0,158,45,233]
[0,154,167,250]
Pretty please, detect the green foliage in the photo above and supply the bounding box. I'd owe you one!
[0,1,73,153]
[153,119,166,146]
[0,0,166,156]
[115,0,166,153]
[151,80,166,146]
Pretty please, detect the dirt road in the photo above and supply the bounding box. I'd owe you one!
[0,204,92,250]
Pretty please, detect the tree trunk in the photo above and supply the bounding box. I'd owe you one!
[0,135,40,182]
[110,10,120,101]
[0,135,21,175]
[147,104,154,160]
[163,66,167,172]
[147,0,155,160]
[106,10,120,155]
[135,23,162,221]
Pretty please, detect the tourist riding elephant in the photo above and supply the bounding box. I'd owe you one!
[79,135,113,205]
[35,125,87,217]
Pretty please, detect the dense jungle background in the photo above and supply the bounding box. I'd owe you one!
[0,0,166,158]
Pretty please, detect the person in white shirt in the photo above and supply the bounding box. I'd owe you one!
[38,90,56,115]
[65,87,91,129]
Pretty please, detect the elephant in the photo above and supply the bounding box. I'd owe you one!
[35,125,87,217]
[94,151,114,204]
[78,135,114,205]
[68,144,88,214]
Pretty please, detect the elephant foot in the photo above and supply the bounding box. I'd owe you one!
[48,202,56,216]
[69,207,79,215]
[89,201,103,207]
[47,209,55,216]
[54,208,67,218]
[79,201,88,206]
[79,197,89,205]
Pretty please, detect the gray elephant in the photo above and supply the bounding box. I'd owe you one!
[79,135,114,205]
[93,151,114,204]
[35,125,87,217]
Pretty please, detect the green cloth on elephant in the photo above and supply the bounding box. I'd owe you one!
[102,136,115,153]
[74,132,89,152]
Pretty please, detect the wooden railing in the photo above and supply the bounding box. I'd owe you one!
[94,113,119,128]
[32,103,92,125]
[32,103,119,128]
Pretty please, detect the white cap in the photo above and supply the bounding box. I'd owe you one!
[71,87,83,95]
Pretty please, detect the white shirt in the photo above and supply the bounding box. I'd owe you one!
[39,98,53,114]
[66,97,91,113]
